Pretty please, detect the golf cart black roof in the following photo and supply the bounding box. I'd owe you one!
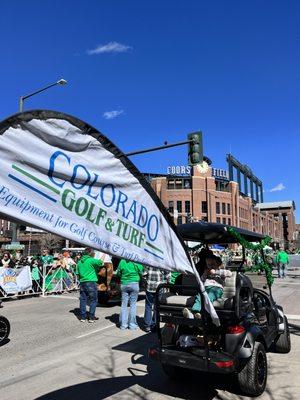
[177,222,266,244]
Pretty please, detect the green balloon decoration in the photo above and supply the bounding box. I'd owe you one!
[227,227,274,286]
[227,227,272,250]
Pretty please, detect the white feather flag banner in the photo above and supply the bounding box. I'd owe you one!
[0,110,219,324]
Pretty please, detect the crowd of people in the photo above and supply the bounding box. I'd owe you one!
[0,249,79,273]
[0,249,80,301]
[0,245,295,329]
[76,247,171,329]
[0,247,172,331]
[217,247,292,279]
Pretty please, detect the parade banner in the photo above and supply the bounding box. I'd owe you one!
[0,110,219,324]
[0,266,32,294]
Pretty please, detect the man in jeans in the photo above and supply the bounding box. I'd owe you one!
[76,248,103,323]
[143,266,170,332]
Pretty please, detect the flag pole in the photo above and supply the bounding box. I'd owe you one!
[189,256,220,327]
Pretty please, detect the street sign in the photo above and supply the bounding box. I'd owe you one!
[2,243,25,250]
[26,227,44,233]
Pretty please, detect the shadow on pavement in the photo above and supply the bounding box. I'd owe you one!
[34,373,221,400]
[105,312,119,326]
[69,308,81,320]
[34,332,245,400]
[33,346,296,400]
[105,313,147,331]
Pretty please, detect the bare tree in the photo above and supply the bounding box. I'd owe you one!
[39,233,64,253]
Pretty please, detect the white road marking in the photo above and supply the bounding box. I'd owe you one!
[48,295,79,300]
[286,314,300,321]
[76,324,115,339]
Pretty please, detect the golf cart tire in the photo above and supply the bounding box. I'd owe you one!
[274,316,291,354]
[237,341,267,397]
[161,363,187,380]
[98,291,109,305]
[0,315,10,344]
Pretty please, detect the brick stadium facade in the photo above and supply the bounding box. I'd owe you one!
[0,163,296,253]
[148,166,296,249]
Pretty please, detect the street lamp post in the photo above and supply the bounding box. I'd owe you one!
[10,79,68,245]
[19,79,67,112]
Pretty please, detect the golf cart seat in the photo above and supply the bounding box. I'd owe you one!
[159,272,237,310]
[212,271,236,309]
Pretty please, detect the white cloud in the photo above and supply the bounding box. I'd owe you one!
[87,41,131,55]
[102,109,124,120]
[270,183,286,192]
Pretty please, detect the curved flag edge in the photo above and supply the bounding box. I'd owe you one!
[0,109,193,273]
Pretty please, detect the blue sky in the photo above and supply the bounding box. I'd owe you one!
[1,1,299,221]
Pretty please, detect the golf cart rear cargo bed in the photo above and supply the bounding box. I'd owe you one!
[153,347,235,373]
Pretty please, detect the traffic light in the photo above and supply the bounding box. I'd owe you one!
[188,131,203,166]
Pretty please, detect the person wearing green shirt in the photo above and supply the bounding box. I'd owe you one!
[170,271,181,285]
[275,250,289,279]
[116,259,143,330]
[76,248,103,322]
[30,259,41,295]
[41,249,54,266]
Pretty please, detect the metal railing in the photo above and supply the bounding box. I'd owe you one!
[0,264,79,300]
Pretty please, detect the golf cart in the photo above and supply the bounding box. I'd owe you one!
[149,222,290,397]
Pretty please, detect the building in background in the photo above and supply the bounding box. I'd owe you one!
[294,224,300,251]
[0,154,297,252]
[256,201,296,249]
[148,155,296,249]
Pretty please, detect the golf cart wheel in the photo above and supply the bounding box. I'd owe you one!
[98,291,109,305]
[161,363,187,380]
[237,341,267,397]
[274,316,291,354]
[0,315,10,344]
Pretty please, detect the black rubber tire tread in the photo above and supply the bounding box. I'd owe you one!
[274,315,291,354]
[0,315,10,343]
[161,363,187,380]
[237,341,267,397]
[97,292,109,305]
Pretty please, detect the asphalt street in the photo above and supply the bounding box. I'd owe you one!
[0,276,299,400]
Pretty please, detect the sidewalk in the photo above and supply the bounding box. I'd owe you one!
[272,276,300,317]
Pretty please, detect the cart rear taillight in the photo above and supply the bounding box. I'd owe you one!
[227,325,245,334]
[148,347,159,360]
[215,360,234,369]
[165,323,175,328]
